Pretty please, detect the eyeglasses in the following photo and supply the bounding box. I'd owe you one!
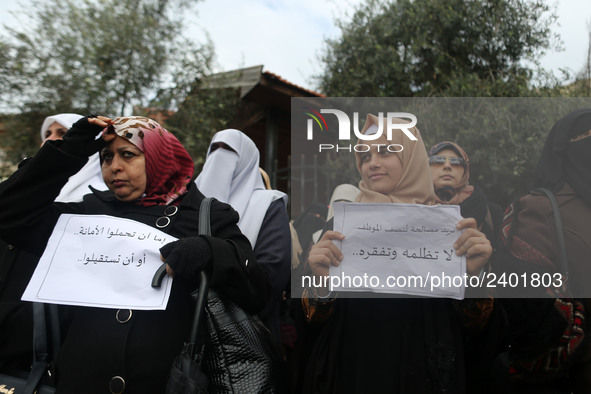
[428,155,465,167]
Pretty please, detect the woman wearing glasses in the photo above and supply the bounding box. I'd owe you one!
[428,141,507,393]
[428,142,467,201]
[428,141,502,236]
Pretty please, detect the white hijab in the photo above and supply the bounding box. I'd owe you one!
[40,113,107,202]
[326,183,361,220]
[195,129,286,247]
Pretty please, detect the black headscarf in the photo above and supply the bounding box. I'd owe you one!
[293,202,328,252]
[534,108,591,207]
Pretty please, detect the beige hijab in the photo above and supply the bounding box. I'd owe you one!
[355,114,436,205]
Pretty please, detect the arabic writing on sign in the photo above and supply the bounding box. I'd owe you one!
[330,202,466,299]
[22,214,176,310]
[354,223,457,235]
[75,226,168,244]
[401,247,454,261]
[353,246,454,261]
[79,252,147,267]
[353,247,397,260]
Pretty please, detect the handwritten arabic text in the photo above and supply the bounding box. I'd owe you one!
[79,252,147,267]
[75,226,168,245]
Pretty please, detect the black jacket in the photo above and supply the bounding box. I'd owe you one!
[0,142,271,393]
[0,240,39,373]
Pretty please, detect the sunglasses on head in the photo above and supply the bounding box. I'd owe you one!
[428,155,465,167]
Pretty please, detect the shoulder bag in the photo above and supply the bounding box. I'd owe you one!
[162,197,282,393]
[0,303,58,394]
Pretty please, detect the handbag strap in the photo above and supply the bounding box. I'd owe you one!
[48,304,60,361]
[199,197,212,237]
[23,303,50,394]
[186,197,214,360]
[533,188,569,281]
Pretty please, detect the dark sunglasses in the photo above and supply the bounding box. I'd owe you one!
[428,155,465,167]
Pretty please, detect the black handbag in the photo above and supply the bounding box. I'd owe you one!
[159,197,282,393]
[203,289,282,393]
[0,303,58,394]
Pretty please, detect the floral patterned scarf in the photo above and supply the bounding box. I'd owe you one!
[104,116,194,206]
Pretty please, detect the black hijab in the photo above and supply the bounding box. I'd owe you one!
[293,202,328,252]
[534,108,591,207]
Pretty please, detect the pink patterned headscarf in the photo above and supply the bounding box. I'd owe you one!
[105,116,194,206]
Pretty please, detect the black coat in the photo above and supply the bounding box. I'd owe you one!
[252,198,291,343]
[0,142,271,393]
[0,240,38,373]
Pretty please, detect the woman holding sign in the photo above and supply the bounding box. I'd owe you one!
[299,114,492,393]
[0,116,271,393]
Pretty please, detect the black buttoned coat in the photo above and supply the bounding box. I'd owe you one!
[0,142,271,393]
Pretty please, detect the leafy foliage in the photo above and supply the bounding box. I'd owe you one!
[0,0,222,172]
[165,83,241,170]
[313,0,589,207]
[0,0,213,116]
[309,98,591,209]
[0,111,56,164]
[316,0,558,97]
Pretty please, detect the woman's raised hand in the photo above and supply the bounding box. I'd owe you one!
[61,115,112,158]
[307,230,345,278]
[454,218,493,276]
[88,116,116,143]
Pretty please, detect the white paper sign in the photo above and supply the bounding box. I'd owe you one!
[22,214,176,310]
[330,202,466,299]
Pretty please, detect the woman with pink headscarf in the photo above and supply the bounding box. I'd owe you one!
[0,115,271,393]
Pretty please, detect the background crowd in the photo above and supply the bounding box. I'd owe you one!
[0,108,590,393]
